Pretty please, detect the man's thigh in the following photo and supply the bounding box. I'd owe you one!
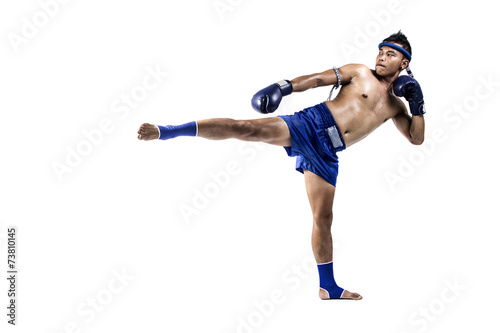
[247,117,291,147]
[304,170,336,218]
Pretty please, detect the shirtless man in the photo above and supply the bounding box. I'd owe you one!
[137,31,425,300]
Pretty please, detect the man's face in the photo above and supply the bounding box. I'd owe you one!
[375,43,409,76]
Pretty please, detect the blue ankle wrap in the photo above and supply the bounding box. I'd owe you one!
[157,121,197,140]
[317,262,344,299]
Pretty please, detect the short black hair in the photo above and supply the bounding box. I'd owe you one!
[382,30,412,59]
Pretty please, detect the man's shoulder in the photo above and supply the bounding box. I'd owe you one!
[340,64,373,78]
[342,63,372,72]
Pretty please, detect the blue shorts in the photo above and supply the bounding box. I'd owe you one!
[278,103,346,187]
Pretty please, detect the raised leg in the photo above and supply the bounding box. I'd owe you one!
[197,117,291,146]
[138,117,291,147]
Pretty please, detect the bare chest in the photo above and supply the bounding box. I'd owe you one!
[352,80,399,120]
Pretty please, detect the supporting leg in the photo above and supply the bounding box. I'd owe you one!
[303,170,362,300]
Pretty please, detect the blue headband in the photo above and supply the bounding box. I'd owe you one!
[378,42,411,62]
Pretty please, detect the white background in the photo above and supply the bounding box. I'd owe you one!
[1,0,499,332]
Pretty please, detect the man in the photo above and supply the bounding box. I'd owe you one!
[137,31,425,300]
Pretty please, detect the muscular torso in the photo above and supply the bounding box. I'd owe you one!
[324,65,404,147]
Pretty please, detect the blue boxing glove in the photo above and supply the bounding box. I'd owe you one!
[251,80,293,114]
[393,76,426,116]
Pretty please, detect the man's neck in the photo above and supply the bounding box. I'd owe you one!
[373,70,401,90]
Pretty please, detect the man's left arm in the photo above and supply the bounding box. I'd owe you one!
[392,76,426,145]
[392,108,425,145]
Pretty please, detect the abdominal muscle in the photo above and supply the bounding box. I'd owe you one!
[325,80,399,147]
[323,101,379,147]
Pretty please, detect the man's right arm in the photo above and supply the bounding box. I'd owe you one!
[250,64,359,114]
[290,64,358,92]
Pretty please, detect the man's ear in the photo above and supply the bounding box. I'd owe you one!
[400,58,409,70]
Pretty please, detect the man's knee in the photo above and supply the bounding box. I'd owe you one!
[313,211,333,229]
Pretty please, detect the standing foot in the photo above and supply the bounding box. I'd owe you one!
[319,288,362,300]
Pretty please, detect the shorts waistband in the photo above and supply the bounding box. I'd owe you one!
[316,103,346,152]
[316,103,336,129]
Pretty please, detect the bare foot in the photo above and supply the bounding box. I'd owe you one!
[137,123,159,141]
[319,288,362,300]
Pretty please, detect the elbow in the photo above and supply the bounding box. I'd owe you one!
[410,136,424,145]
[409,127,425,145]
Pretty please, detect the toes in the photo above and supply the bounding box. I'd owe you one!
[351,293,362,300]
[341,291,362,300]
